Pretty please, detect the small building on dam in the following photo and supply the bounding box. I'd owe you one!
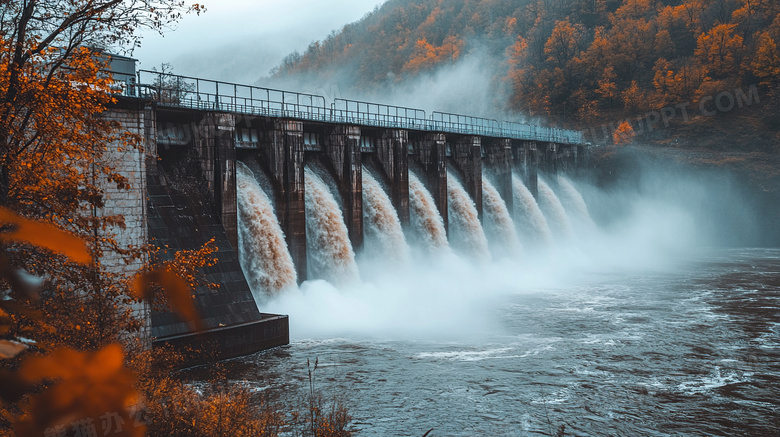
[101,59,588,362]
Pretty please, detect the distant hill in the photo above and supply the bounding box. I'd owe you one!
[271,0,779,150]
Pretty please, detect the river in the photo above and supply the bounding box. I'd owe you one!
[218,248,780,436]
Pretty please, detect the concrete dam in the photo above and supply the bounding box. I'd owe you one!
[106,68,589,361]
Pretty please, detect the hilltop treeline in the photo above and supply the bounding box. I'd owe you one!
[273,0,780,128]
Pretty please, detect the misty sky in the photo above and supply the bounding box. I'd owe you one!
[133,0,386,84]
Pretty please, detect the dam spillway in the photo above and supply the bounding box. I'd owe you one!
[104,70,590,362]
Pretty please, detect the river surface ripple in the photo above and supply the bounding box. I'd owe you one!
[214,248,780,436]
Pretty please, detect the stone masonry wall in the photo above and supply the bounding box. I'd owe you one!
[98,106,149,338]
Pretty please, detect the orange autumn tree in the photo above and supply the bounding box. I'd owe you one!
[265,0,780,131]
[752,31,780,86]
[694,23,745,79]
[0,1,210,436]
[402,35,464,73]
[544,18,584,68]
[613,121,636,145]
[0,0,205,343]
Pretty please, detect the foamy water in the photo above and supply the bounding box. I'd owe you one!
[557,175,596,231]
[482,177,521,257]
[236,162,297,302]
[304,170,360,285]
[512,175,554,248]
[361,170,410,265]
[537,178,575,241]
[408,172,449,250]
[232,158,773,436]
[447,172,490,260]
[232,249,780,437]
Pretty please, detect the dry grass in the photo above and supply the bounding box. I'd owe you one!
[124,347,354,437]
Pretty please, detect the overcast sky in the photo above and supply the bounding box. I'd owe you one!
[133,0,386,84]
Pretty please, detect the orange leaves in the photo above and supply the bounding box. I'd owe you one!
[595,66,618,102]
[189,3,206,16]
[0,2,217,434]
[132,269,203,331]
[0,43,120,240]
[11,345,144,437]
[20,344,124,382]
[751,31,780,85]
[0,207,91,265]
[402,36,464,73]
[695,23,745,78]
[504,17,518,36]
[544,19,584,67]
[613,121,636,145]
[506,36,529,68]
[669,0,707,33]
[422,6,442,28]
[611,0,655,22]
[621,80,647,111]
[130,238,218,330]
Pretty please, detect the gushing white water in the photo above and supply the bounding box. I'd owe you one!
[236,162,297,302]
[512,175,555,248]
[361,170,410,264]
[260,158,754,341]
[408,173,449,250]
[557,175,596,231]
[482,178,521,257]
[304,170,360,285]
[537,178,575,241]
[447,172,490,260]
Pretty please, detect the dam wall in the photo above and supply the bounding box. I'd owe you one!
[103,75,587,361]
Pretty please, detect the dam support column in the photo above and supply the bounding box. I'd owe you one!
[544,142,558,175]
[411,133,448,234]
[325,125,363,252]
[375,129,410,228]
[484,138,513,213]
[451,136,482,220]
[185,112,239,248]
[575,145,586,172]
[265,120,307,283]
[558,144,572,173]
[214,113,238,248]
[515,141,538,199]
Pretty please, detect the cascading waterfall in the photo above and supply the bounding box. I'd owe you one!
[408,173,449,250]
[236,162,297,300]
[304,170,360,285]
[361,169,410,264]
[447,172,491,260]
[537,178,575,241]
[482,177,522,257]
[512,175,555,248]
[557,175,596,230]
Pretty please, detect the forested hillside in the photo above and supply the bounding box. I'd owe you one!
[273,0,779,146]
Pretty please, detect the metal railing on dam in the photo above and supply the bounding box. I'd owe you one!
[133,70,584,145]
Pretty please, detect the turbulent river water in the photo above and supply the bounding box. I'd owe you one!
[215,248,780,436]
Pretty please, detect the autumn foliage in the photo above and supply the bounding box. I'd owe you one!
[0,2,358,436]
[402,36,464,72]
[0,1,239,436]
[274,0,780,128]
[613,121,636,145]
